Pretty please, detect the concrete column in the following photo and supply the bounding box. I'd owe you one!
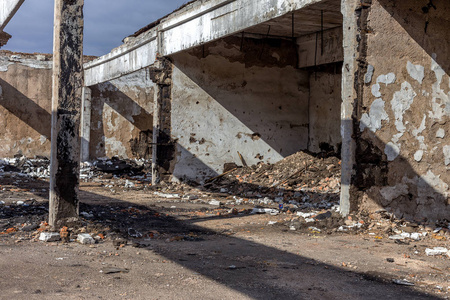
[340,0,369,216]
[49,0,84,228]
[149,58,174,185]
[152,85,161,185]
[80,86,91,162]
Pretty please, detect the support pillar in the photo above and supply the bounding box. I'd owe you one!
[340,0,370,216]
[80,86,91,162]
[149,58,174,185]
[49,0,84,228]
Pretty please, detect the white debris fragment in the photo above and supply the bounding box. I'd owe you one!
[425,247,448,256]
[208,199,222,206]
[77,234,95,245]
[296,212,316,218]
[154,192,180,199]
[39,232,61,242]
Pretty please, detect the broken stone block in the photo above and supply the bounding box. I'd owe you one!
[39,232,61,242]
[208,200,222,206]
[425,247,448,256]
[77,233,95,245]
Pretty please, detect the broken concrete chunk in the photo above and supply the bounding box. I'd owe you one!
[208,200,222,206]
[39,232,61,242]
[154,192,180,199]
[77,233,95,245]
[425,247,448,256]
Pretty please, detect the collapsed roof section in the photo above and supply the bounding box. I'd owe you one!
[0,0,25,48]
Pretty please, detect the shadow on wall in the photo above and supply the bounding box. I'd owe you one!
[378,0,450,75]
[170,37,311,162]
[350,118,449,222]
[0,78,51,138]
[351,1,450,221]
[89,82,154,160]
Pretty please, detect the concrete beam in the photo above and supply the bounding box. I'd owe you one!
[297,26,343,68]
[0,0,25,31]
[84,0,323,86]
[49,0,84,228]
[80,87,91,162]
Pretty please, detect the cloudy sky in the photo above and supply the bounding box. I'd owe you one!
[3,0,188,56]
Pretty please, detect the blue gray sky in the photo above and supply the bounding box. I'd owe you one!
[3,0,188,56]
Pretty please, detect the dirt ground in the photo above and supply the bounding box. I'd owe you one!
[0,173,449,300]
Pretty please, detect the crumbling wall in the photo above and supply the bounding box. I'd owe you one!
[89,69,155,159]
[0,52,53,157]
[170,37,310,182]
[357,0,450,221]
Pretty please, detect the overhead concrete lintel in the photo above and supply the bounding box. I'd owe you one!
[0,0,25,31]
[84,0,324,86]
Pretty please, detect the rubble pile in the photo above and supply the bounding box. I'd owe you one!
[0,155,151,181]
[0,156,50,178]
[204,151,341,209]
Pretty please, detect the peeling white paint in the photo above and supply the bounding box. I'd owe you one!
[414,150,423,162]
[104,136,128,158]
[0,56,52,72]
[39,135,47,145]
[364,65,374,83]
[436,128,445,138]
[391,81,416,133]
[429,53,450,120]
[371,84,381,98]
[380,183,409,206]
[406,61,424,84]
[411,115,427,150]
[444,145,450,166]
[385,142,400,161]
[360,98,389,132]
[419,171,449,199]
[376,73,396,85]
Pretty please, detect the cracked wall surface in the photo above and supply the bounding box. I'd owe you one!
[357,0,450,221]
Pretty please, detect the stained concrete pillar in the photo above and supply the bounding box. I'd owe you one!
[149,58,174,185]
[49,0,84,228]
[80,86,91,162]
[340,0,369,216]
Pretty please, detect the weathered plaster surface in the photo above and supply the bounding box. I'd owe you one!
[0,52,154,160]
[0,53,53,157]
[89,69,155,159]
[357,0,450,220]
[170,37,309,182]
[309,70,342,153]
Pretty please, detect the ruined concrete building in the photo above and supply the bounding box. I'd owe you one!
[0,0,449,221]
